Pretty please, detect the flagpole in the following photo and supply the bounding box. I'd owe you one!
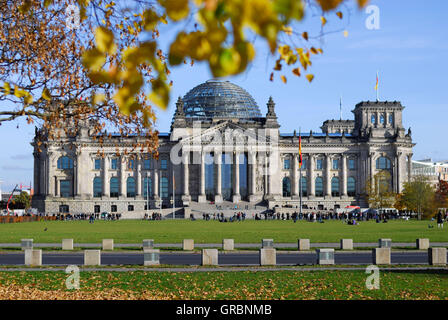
[299,128,302,218]
[376,71,379,101]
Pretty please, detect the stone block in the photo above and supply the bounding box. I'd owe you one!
[202,249,218,266]
[84,250,101,265]
[24,249,42,266]
[260,248,276,265]
[340,239,353,250]
[143,249,160,266]
[373,248,391,265]
[223,239,234,251]
[62,239,74,250]
[262,239,274,248]
[416,238,430,250]
[429,248,447,266]
[102,239,114,251]
[21,239,33,250]
[316,249,335,265]
[378,239,392,248]
[143,239,154,251]
[298,239,310,251]
[183,239,194,251]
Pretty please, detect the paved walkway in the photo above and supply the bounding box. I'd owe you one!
[1,242,448,248]
[0,266,446,272]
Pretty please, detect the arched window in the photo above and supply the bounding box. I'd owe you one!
[282,177,291,197]
[347,177,356,197]
[389,114,393,125]
[376,157,391,170]
[331,177,340,197]
[110,177,119,197]
[300,176,307,197]
[380,114,385,124]
[143,177,152,199]
[93,177,102,197]
[371,114,376,124]
[160,177,169,198]
[127,177,136,197]
[57,156,73,169]
[315,177,323,197]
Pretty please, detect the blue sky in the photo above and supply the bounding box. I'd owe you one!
[1,0,447,192]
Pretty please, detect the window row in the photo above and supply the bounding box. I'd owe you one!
[371,113,394,125]
[282,176,357,197]
[57,156,167,171]
[93,176,169,198]
[283,158,357,170]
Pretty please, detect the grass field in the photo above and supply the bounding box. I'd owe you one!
[0,270,446,299]
[0,219,447,243]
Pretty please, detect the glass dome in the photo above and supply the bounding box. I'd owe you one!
[183,80,262,119]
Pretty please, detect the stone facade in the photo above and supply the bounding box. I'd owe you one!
[32,80,414,216]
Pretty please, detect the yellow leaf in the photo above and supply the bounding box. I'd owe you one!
[358,0,370,8]
[343,30,349,37]
[306,74,314,82]
[42,88,51,101]
[310,47,319,55]
[282,26,293,35]
[82,48,106,71]
[95,26,117,54]
[158,0,189,21]
[2,82,11,95]
[281,75,287,84]
[320,16,327,26]
[336,11,343,19]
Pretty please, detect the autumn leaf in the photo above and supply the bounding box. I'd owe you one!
[306,74,314,82]
[95,26,117,54]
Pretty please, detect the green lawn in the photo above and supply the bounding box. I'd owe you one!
[0,219,447,243]
[0,270,446,299]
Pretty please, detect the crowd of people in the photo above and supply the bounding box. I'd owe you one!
[143,212,163,220]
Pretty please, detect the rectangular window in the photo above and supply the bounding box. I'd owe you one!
[316,159,323,170]
[60,180,71,197]
[94,159,101,170]
[301,159,307,169]
[94,205,100,213]
[161,159,168,170]
[111,158,118,170]
[332,159,339,170]
[143,158,151,170]
[283,159,290,170]
[128,205,134,212]
[349,159,356,170]
[111,205,117,212]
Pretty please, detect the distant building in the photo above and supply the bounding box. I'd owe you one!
[411,159,448,185]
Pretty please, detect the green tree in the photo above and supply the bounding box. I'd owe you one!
[14,191,31,210]
[365,171,395,212]
[401,175,436,220]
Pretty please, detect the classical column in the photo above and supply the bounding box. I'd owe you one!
[342,154,347,197]
[369,152,375,186]
[182,150,190,202]
[47,152,54,196]
[120,156,126,197]
[102,155,109,197]
[292,154,299,198]
[233,152,241,203]
[249,151,257,202]
[215,151,222,203]
[153,166,159,198]
[198,151,206,203]
[325,154,331,197]
[136,157,142,197]
[308,154,315,197]
[407,154,413,183]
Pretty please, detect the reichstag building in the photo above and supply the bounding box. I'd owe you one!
[32,80,415,216]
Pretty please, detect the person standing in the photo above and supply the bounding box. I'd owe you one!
[437,211,444,229]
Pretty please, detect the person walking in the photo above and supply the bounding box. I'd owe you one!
[437,211,444,229]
